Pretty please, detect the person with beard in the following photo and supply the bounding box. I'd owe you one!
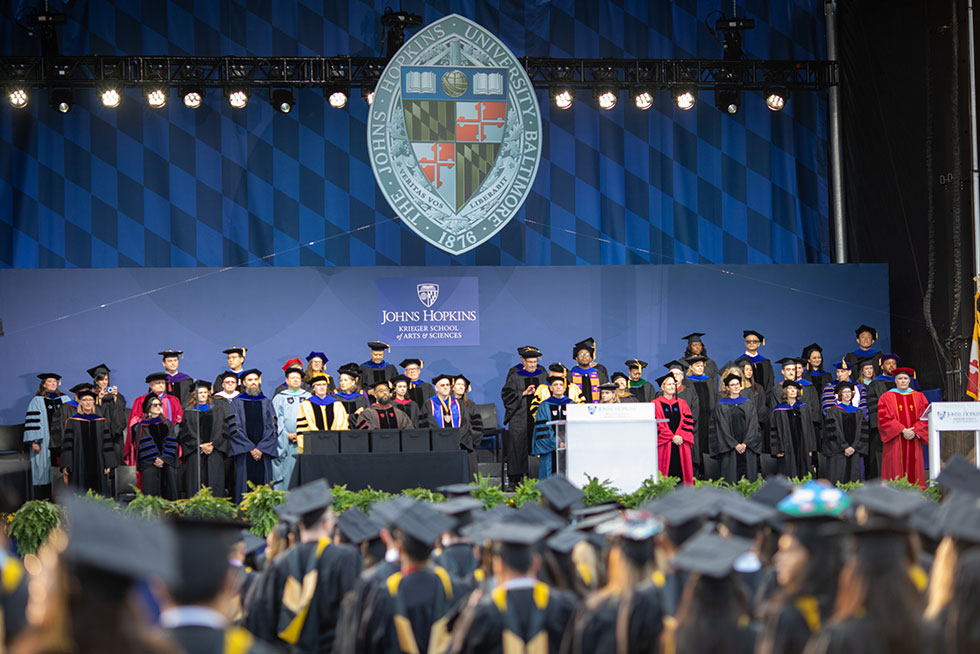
[864,352,900,479]
[625,359,655,402]
[126,372,183,467]
[160,349,194,407]
[359,342,398,397]
[60,388,117,495]
[295,374,349,447]
[357,378,414,430]
[131,393,179,498]
[180,380,230,498]
[391,374,427,428]
[399,359,434,410]
[272,365,311,491]
[568,338,607,404]
[681,333,720,381]
[227,369,278,502]
[500,347,548,489]
[214,347,248,391]
[532,370,574,479]
[709,373,763,483]
[24,372,72,499]
[653,373,695,485]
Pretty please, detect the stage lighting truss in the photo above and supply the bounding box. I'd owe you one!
[0,56,836,113]
[98,84,121,108]
[49,87,72,113]
[714,66,741,114]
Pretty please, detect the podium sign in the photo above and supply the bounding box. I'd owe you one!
[924,402,980,479]
[564,403,659,493]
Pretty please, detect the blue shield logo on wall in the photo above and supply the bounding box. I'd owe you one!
[368,15,542,255]
[417,283,440,307]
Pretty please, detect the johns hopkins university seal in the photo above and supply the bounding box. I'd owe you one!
[368,14,542,255]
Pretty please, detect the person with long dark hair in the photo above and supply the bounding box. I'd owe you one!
[131,393,179,499]
[180,380,230,497]
[801,344,832,392]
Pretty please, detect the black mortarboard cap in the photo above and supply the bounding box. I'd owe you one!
[570,509,621,532]
[239,368,262,379]
[935,455,980,496]
[855,324,878,340]
[145,372,168,384]
[242,530,265,555]
[776,357,799,367]
[69,382,93,394]
[909,501,942,541]
[337,363,361,379]
[222,347,246,356]
[389,374,411,386]
[938,493,980,544]
[598,382,618,391]
[369,496,416,525]
[801,343,823,358]
[433,497,484,517]
[546,529,589,554]
[76,389,97,400]
[284,478,333,520]
[390,501,455,545]
[684,356,707,365]
[664,360,686,371]
[518,346,542,359]
[86,364,110,379]
[436,483,477,498]
[399,359,423,369]
[743,330,765,343]
[655,374,672,387]
[782,380,802,391]
[368,341,390,352]
[834,381,855,394]
[490,521,554,545]
[681,332,705,343]
[37,372,61,381]
[511,503,568,533]
[571,502,620,519]
[672,532,754,578]
[170,518,242,601]
[371,377,391,389]
[611,371,628,383]
[431,373,453,385]
[216,370,239,383]
[65,495,176,583]
[849,484,929,520]
[272,503,298,527]
[624,359,648,369]
[193,379,212,391]
[537,475,585,511]
[158,350,183,358]
[719,496,779,527]
[572,338,596,358]
[336,507,383,544]
[750,476,796,508]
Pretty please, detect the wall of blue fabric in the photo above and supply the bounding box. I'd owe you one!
[0,0,830,268]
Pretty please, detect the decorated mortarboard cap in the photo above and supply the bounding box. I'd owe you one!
[611,371,628,383]
[69,382,94,394]
[855,324,878,340]
[680,332,705,343]
[570,509,621,533]
[369,496,416,525]
[282,358,304,374]
[892,367,916,379]
[572,338,597,358]
[684,356,707,365]
[239,368,262,379]
[571,502,619,519]
[158,350,183,358]
[308,374,330,385]
[431,373,453,385]
[284,478,333,520]
[664,360,686,371]
[777,480,851,519]
[743,330,765,343]
[222,347,246,356]
[625,359,649,369]
[537,475,585,511]
[834,381,855,394]
[37,372,61,381]
[546,529,589,554]
[193,379,212,391]
[306,351,327,362]
[242,530,266,555]
[368,341,390,352]
[935,455,980,496]
[337,363,361,378]
[833,359,851,370]
[749,476,796,508]
[64,495,176,583]
[598,382,618,391]
[880,353,900,363]
[216,370,239,383]
[75,389,97,400]
[399,358,423,369]
[145,372,168,384]
[436,483,477,498]
[389,501,455,545]
[672,532,754,579]
[517,346,542,359]
[389,374,411,386]
[86,364,110,379]
[336,507,383,544]
[595,510,664,541]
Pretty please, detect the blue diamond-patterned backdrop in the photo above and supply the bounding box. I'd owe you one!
[0,0,829,268]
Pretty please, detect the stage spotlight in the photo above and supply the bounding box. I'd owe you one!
[361,85,376,105]
[7,87,29,109]
[765,88,789,111]
[594,85,617,110]
[49,88,73,113]
[327,86,349,109]
[179,86,203,109]
[551,85,574,110]
[632,85,654,110]
[715,88,740,114]
[673,87,696,111]
[144,87,167,109]
[98,85,121,108]
[227,88,249,109]
[270,88,295,113]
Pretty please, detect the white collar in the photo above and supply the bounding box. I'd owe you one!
[502,576,538,590]
[160,606,227,630]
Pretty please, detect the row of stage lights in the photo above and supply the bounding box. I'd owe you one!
[3,84,370,113]
[5,83,787,114]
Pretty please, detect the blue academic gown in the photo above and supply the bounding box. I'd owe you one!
[24,393,71,486]
[271,388,310,491]
[227,395,278,502]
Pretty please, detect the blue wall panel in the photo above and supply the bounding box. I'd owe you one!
[0,0,830,267]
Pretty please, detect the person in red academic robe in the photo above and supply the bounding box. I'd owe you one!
[653,373,695,485]
[876,366,929,488]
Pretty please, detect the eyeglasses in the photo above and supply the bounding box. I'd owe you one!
[150,402,162,407]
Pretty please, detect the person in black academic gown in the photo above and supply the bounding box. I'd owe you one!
[801,344,832,392]
[357,378,415,430]
[864,353,899,480]
[161,349,195,407]
[87,363,127,467]
[821,382,868,484]
[563,511,665,654]
[61,389,117,495]
[162,520,277,654]
[841,324,882,376]
[769,380,817,478]
[742,330,775,392]
[244,479,362,653]
[625,359,655,402]
[131,393,179,499]
[709,373,762,483]
[685,356,717,479]
[500,346,549,489]
[334,363,371,428]
[227,369,278,502]
[400,359,434,410]
[681,332,720,381]
[180,380,230,498]
[360,342,399,398]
